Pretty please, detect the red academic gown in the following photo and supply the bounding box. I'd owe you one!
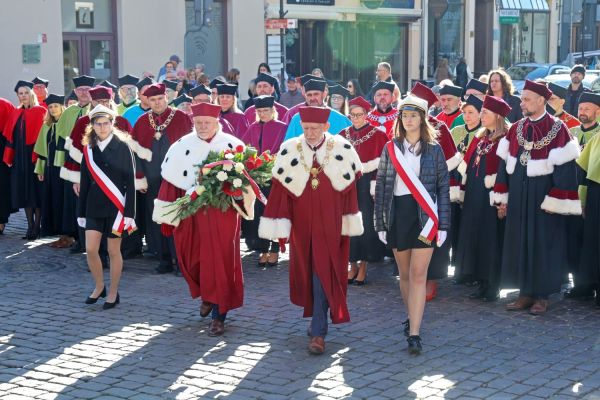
[282,102,306,124]
[259,133,364,323]
[557,111,580,129]
[153,131,247,314]
[367,107,398,139]
[240,119,287,153]
[436,108,461,129]
[220,110,249,139]
[244,102,289,125]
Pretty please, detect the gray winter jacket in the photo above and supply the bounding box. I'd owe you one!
[374,138,450,233]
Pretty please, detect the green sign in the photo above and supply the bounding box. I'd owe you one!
[499,9,519,25]
[22,44,41,64]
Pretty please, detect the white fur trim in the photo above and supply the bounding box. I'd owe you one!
[64,136,73,151]
[484,174,497,189]
[135,177,148,191]
[540,195,582,216]
[68,143,83,164]
[449,185,461,203]
[526,158,554,177]
[258,217,291,240]
[231,185,257,220]
[341,212,364,237]
[370,180,376,197]
[506,154,517,175]
[496,137,510,161]
[548,137,580,167]
[457,160,467,176]
[272,133,363,197]
[152,199,181,227]
[362,157,380,174]
[459,189,465,203]
[59,167,80,184]
[446,152,462,171]
[124,137,153,162]
[161,131,244,190]
[489,191,508,206]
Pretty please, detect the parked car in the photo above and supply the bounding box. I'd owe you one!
[560,50,600,68]
[506,63,570,93]
[542,73,600,92]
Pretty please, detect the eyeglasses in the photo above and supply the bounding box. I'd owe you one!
[93,121,112,128]
[349,112,365,118]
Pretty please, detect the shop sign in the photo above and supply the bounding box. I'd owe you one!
[265,19,298,30]
[499,9,520,25]
[287,0,335,5]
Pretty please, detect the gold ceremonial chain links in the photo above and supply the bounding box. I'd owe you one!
[516,119,561,166]
[149,108,176,140]
[345,127,377,147]
[297,138,335,190]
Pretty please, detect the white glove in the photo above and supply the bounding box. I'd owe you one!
[378,231,387,245]
[77,218,86,228]
[123,217,136,230]
[437,230,447,247]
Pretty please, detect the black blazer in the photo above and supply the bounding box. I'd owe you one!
[79,134,135,219]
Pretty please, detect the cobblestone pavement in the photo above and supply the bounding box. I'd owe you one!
[1,212,600,400]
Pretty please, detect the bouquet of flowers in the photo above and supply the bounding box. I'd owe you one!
[167,145,274,221]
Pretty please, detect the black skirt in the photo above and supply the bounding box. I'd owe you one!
[85,217,124,239]
[349,171,385,262]
[387,195,432,251]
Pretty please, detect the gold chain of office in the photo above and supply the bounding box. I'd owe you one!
[516,119,562,166]
[149,108,177,140]
[296,138,335,190]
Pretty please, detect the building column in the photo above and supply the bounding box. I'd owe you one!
[464,0,475,71]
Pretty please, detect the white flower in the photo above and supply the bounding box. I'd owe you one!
[216,171,228,181]
[225,153,234,160]
[232,178,243,188]
[195,185,206,195]
[223,163,233,171]
[235,162,245,173]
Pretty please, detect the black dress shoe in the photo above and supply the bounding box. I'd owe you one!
[85,287,106,304]
[468,284,486,300]
[402,319,410,337]
[155,264,174,274]
[407,335,422,355]
[103,293,120,310]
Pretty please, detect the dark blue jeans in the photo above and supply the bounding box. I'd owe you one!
[310,273,329,337]
[211,305,227,322]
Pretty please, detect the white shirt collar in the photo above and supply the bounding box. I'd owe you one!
[528,111,547,122]
[98,133,114,151]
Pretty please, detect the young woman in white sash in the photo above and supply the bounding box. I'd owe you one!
[78,105,136,309]
[374,96,450,354]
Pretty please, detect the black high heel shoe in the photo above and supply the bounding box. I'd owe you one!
[22,226,33,240]
[85,287,107,304]
[103,293,120,310]
[407,335,422,355]
[347,269,358,284]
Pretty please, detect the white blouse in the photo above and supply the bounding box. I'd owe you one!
[97,133,114,152]
[393,139,421,196]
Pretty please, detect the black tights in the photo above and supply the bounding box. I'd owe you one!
[24,207,41,233]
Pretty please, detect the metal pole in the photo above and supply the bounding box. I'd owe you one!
[581,1,585,63]
[279,0,287,90]
[570,0,574,55]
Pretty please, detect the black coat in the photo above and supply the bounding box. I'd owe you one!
[79,134,136,220]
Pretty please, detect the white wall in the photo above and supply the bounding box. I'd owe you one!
[0,0,64,102]
[117,0,187,78]
[227,0,266,100]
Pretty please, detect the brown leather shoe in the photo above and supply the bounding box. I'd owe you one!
[208,319,225,336]
[200,301,213,318]
[506,296,534,311]
[529,299,548,315]
[308,336,325,355]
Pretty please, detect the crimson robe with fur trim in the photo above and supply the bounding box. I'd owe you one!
[2,106,46,165]
[258,133,363,323]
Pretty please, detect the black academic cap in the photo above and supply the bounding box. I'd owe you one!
[73,75,96,88]
[579,91,600,107]
[14,80,33,92]
[99,80,117,91]
[253,95,275,109]
[548,82,568,99]
[328,84,350,99]
[462,95,483,113]
[300,74,325,86]
[118,74,139,87]
[372,81,395,94]
[209,78,226,89]
[45,94,64,106]
[216,83,238,96]
[32,77,49,87]
[464,79,488,95]
[304,79,327,92]
[439,84,463,98]
[136,76,154,90]
[163,79,179,91]
[67,90,77,101]
[171,94,192,107]
[189,85,211,97]
[255,73,278,87]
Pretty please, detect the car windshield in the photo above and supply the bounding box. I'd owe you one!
[507,66,547,80]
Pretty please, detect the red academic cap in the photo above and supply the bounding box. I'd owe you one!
[299,106,330,124]
[411,82,439,108]
[143,83,166,97]
[89,86,113,100]
[191,102,221,119]
[482,95,512,118]
[523,79,552,100]
[348,96,372,112]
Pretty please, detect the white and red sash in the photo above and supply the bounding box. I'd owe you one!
[83,145,136,237]
[386,141,439,245]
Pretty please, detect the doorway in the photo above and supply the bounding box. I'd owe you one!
[63,34,116,94]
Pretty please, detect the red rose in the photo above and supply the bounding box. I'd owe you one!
[235,145,244,153]
[222,181,243,197]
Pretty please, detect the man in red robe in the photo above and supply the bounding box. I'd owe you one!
[259,106,364,355]
[436,84,463,128]
[367,81,398,139]
[189,84,235,135]
[32,77,49,109]
[131,83,193,274]
[153,102,250,336]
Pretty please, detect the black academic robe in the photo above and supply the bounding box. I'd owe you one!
[40,123,65,235]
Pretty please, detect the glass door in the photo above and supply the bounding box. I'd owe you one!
[62,34,116,94]
[86,35,115,83]
[63,34,83,95]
